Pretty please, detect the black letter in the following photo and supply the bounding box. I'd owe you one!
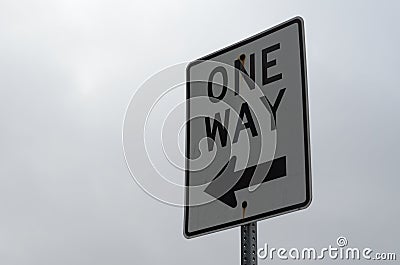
[260,88,286,130]
[205,109,230,151]
[208,66,228,103]
[262,43,282,85]
[233,102,258,143]
[234,53,255,94]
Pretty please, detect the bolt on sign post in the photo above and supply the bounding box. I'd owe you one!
[184,16,311,264]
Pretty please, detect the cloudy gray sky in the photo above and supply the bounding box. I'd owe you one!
[0,0,399,264]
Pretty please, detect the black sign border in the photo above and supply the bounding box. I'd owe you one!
[184,16,312,239]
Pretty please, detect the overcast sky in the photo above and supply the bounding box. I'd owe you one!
[0,0,399,264]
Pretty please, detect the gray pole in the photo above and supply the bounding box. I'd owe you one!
[241,222,257,265]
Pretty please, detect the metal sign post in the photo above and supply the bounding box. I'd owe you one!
[241,222,258,265]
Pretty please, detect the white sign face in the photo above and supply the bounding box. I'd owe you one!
[184,17,311,238]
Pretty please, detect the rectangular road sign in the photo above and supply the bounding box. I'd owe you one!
[184,17,311,238]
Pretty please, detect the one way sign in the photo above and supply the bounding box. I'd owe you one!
[184,17,311,238]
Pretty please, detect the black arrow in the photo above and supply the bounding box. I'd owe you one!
[204,156,287,208]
